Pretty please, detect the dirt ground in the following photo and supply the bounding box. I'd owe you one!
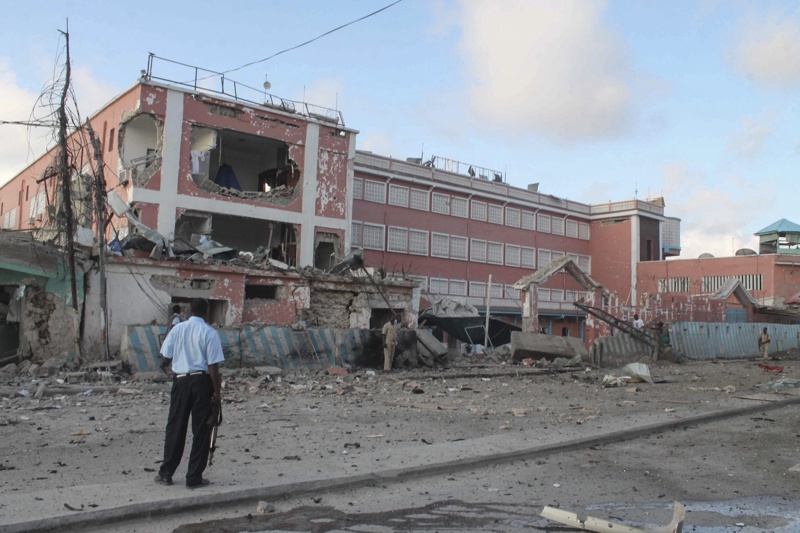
[1,352,799,531]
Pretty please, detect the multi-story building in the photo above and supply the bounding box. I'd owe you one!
[0,57,357,271]
[351,152,681,339]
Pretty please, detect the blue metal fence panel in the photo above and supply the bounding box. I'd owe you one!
[124,325,388,373]
[671,322,800,360]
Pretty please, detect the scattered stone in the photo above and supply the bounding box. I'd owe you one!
[27,363,40,376]
[256,500,275,514]
[327,366,348,377]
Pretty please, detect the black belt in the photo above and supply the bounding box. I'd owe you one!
[175,371,207,378]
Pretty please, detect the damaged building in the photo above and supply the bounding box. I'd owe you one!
[0,58,414,366]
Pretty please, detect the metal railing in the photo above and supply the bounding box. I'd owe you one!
[144,54,345,126]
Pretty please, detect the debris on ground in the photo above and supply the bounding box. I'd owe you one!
[755,377,800,391]
[621,363,654,384]
[541,501,685,533]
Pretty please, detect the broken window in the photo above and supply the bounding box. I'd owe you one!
[119,115,161,187]
[190,127,300,204]
[314,232,340,270]
[245,285,278,300]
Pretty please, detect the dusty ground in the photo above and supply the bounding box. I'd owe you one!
[1,353,798,531]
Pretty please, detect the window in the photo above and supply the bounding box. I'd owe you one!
[538,248,552,267]
[245,285,277,299]
[551,289,564,302]
[566,219,578,238]
[430,278,449,294]
[578,222,590,240]
[487,242,503,264]
[364,180,386,203]
[521,247,535,268]
[505,207,520,227]
[538,288,551,301]
[410,189,428,211]
[551,217,564,236]
[488,204,503,224]
[29,190,46,221]
[409,229,429,255]
[506,244,521,267]
[521,211,535,230]
[351,221,362,247]
[362,223,385,250]
[471,201,487,221]
[108,128,115,152]
[387,226,408,252]
[432,193,449,215]
[388,184,409,207]
[490,283,503,299]
[406,275,428,291]
[2,207,16,229]
[353,178,363,200]
[451,196,468,218]
[450,236,468,260]
[658,277,690,293]
[505,285,520,300]
[740,274,763,292]
[431,233,449,258]
[537,213,551,233]
[449,279,467,296]
[470,239,487,262]
[702,274,764,292]
[469,281,486,298]
[578,254,591,274]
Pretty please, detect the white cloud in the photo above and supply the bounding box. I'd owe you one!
[727,112,777,159]
[0,60,55,185]
[0,61,118,187]
[457,0,634,141]
[662,162,766,258]
[295,79,346,115]
[731,13,800,89]
[358,130,402,159]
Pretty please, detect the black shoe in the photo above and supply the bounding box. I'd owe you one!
[186,478,211,489]
[154,473,173,486]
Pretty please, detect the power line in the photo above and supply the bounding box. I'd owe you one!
[221,0,403,76]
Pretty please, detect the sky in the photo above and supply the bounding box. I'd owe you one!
[1,0,798,259]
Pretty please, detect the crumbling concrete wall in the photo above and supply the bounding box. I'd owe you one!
[20,288,76,364]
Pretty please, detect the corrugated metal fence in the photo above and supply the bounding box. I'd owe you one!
[122,325,385,373]
[670,322,800,360]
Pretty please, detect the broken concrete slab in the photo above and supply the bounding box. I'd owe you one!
[511,332,588,362]
[416,329,447,365]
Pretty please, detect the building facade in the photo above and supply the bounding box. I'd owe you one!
[351,152,680,339]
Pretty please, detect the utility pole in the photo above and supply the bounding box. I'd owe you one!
[484,274,492,347]
[57,25,81,361]
[87,122,111,360]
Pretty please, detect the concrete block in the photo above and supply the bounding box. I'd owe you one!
[511,331,589,362]
[416,329,448,359]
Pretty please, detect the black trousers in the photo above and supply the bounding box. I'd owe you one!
[159,373,213,484]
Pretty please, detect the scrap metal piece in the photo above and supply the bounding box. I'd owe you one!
[540,502,684,533]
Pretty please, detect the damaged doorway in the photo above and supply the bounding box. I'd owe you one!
[0,286,21,364]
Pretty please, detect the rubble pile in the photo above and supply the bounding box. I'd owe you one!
[197,179,297,205]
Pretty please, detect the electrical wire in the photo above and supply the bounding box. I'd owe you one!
[221,0,403,76]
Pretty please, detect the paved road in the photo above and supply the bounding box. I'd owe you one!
[84,404,800,533]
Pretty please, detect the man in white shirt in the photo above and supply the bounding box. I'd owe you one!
[633,313,645,329]
[155,298,224,489]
